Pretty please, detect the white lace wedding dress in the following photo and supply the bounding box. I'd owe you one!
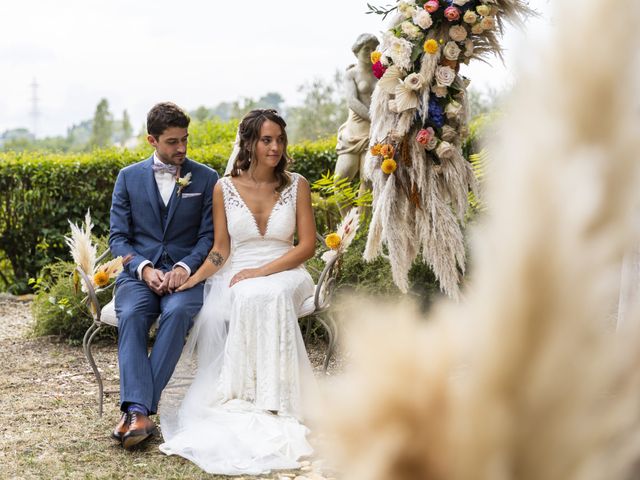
[158,173,316,475]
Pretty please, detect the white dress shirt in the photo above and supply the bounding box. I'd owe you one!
[136,153,191,280]
[153,153,178,206]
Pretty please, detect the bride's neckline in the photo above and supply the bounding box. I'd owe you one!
[227,177,281,237]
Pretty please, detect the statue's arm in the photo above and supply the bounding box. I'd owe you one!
[345,70,370,121]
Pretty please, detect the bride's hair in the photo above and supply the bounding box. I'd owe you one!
[231,109,292,193]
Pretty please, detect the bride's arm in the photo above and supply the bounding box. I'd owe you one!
[229,177,316,286]
[177,182,231,291]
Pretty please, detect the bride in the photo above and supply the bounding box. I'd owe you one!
[158,109,318,475]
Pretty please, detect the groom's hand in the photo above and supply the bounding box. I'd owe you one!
[142,266,166,295]
[162,266,189,293]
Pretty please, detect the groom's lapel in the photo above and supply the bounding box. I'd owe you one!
[163,158,191,234]
[142,156,162,227]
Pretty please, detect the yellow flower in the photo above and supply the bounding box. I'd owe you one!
[370,51,382,64]
[93,271,110,288]
[424,39,438,54]
[325,233,342,250]
[381,158,397,174]
[370,143,383,156]
[380,144,395,158]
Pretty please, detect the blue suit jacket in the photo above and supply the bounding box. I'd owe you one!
[109,156,218,279]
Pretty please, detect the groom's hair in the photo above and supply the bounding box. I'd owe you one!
[147,102,190,139]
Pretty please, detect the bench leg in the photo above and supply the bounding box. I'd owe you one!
[83,323,105,416]
[324,312,338,373]
[315,313,337,373]
[304,316,313,345]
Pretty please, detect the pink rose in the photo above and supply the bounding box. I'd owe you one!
[424,0,439,13]
[416,127,435,146]
[372,61,387,79]
[444,6,461,21]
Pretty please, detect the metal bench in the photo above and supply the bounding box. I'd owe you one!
[78,237,342,416]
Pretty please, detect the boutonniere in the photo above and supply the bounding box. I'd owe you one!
[176,172,192,196]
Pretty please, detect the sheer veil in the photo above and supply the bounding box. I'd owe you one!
[224,128,241,176]
[158,129,241,440]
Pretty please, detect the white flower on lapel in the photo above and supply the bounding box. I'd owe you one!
[176,172,192,196]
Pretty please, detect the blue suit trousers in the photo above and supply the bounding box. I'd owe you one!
[115,275,204,414]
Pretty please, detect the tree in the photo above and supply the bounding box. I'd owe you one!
[256,92,285,112]
[287,71,347,142]
[89,98,113,148]
[192,106,211,122]
[121,109,133,143]
[230,97,260,120]
[467,86,503,118]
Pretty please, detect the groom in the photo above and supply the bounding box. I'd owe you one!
[109,102,218,450]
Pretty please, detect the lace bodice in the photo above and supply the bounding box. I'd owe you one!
[220,173,300,271]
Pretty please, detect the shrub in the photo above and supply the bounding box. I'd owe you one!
[31,236,116,343]
[0,137,337,293]
[289,137,338,183]
[310,220,442,311]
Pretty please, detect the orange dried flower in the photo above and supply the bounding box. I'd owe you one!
[93,271,110,288]
[380,144,395,158]
[370,144,383,156]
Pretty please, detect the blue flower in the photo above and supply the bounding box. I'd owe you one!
[428,97,446,128]
[448,0,476,12]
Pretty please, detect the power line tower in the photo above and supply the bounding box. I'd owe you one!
[30,78,40,139]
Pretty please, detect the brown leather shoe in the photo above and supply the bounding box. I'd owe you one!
[111,412,129,441]
[122,412,157,450]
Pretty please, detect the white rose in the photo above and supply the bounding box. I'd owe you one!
[436,141,456,160]
[398,1,417,18]
[471,23,484,34]
[403,72,425,91]
[449,25,468,42]
[384,32,414,70]
[443,41,461,61]
[476,5,491,16]
[445,100,463,120]
[412,9,433,30]
[464,39,474,57]
[401,21,422,40]
[480,16,495,30]
[463,10,478,24]
[431,85,448,98]
[453,0,471,5]
[435,65,456,87]
[426,135,439,151]
[441,125,458,142]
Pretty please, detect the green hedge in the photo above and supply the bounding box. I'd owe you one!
[0,138,338,293]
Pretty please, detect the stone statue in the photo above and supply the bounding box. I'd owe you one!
[335,33,379,189]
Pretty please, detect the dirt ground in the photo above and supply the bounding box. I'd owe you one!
[0,296,338,479]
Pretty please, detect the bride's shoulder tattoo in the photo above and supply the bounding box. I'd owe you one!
[207,251,224,266]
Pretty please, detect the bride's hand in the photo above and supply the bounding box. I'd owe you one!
[229,268,263,287]
[176,275,200,292]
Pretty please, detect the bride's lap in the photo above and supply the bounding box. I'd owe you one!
[230,268,313,303]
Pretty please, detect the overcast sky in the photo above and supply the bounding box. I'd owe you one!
[0,0,550,138]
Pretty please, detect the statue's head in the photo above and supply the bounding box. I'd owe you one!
[352,33,379,59]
